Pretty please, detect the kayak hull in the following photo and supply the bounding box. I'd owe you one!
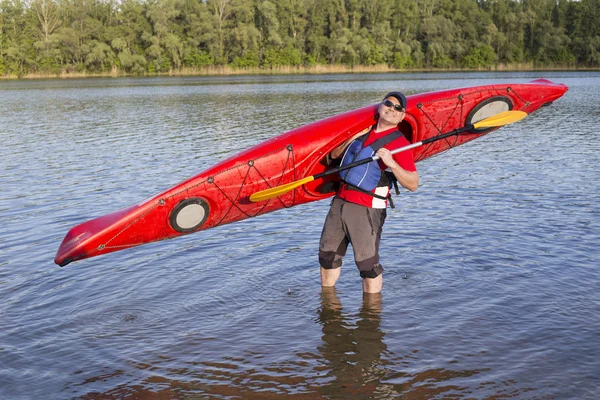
[55,79,567,266]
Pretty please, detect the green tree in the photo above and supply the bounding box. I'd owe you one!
[179,0,218,68]
[220,1,258,64]
[2,0,36,75]
[276,0,308,49]
[29,0,62,71]
[258,1,281,47]
[565,0,600,65]
[461,44,497,68]
[86,40,114,71]
[482,0,526,63]
[145,0,181,71]
[391,40,413,69]
[421,15,459,67]
[207,0,234,64]
[0,1,7,74]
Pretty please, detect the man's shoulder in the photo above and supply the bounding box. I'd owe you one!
[367,128,406,145]
[388,134,411,148]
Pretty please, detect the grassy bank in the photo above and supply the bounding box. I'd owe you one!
[1,63,595,80]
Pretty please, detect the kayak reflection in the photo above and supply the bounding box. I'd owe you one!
[317,288,389,398]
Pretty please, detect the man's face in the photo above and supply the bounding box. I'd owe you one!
[378,96,405,126]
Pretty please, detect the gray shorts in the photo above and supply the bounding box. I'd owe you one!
[318,197,386,278]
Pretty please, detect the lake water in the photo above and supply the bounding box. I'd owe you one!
[1,72,599,399]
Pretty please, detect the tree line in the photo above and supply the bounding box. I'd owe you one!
[0,0,599,77]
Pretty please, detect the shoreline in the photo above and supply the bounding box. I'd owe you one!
[1,63,597,80]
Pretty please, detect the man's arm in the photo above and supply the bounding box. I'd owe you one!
[330,131,365,160]
[376,148,419,192]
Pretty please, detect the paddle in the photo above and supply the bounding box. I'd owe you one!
[249,110,527,202]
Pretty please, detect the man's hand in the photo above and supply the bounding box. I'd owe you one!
[376,148,419,192]
[376,148,397,168]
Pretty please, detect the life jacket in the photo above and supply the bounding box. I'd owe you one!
[339,129,403,207]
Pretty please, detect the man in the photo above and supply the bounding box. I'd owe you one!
[318,92,419,293]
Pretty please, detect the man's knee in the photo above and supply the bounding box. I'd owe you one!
[358,262,384,279]
[319,251,342,269]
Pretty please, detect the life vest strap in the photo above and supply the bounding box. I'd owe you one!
[342,181,396,209]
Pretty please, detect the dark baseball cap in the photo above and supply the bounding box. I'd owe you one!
[383,91,407,110]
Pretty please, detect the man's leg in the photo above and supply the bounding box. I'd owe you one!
[321,266,341,287]
[362,274,383,293]
[318,198,348,288]
[345,203,386,293]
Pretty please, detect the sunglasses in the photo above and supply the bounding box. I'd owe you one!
[382,99,404,112]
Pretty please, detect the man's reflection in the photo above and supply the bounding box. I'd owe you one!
[317,287,389,397]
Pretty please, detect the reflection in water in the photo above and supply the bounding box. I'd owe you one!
[71,288,524,398]
[315,288,499,399]
[75,289,504,398]
[317,288,391,398]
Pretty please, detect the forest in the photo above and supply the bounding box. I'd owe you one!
[0,0,599,77]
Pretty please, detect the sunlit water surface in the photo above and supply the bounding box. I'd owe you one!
[1,72,599,399]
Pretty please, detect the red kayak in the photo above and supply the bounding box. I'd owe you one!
[55,79,567,266]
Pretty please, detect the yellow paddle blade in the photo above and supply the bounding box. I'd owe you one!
[473,110,527,129]
[250,176,316,202]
